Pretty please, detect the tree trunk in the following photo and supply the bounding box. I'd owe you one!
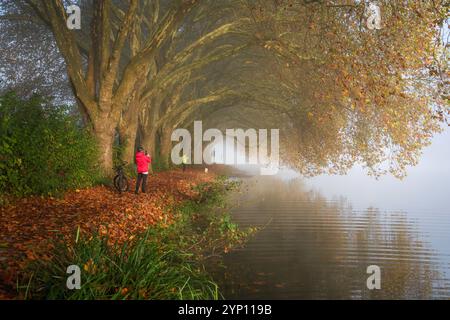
[119,120,138,165]
[94,127,115,176]
[159,126,173,168]
[141,127,157,159]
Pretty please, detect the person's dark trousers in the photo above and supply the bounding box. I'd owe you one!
[135,173,148,194]
[182,163,186,172]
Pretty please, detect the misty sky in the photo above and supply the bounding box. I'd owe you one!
[304,128,450,213]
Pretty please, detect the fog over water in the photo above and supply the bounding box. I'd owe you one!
[303,128,450,213]
[217,128,450,299]
[303,128,450,283]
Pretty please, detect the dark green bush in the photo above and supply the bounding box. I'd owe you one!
[0,92,100,198]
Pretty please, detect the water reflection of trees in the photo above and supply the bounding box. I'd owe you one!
[218,176,442,299]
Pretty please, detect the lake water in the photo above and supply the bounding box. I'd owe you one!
[214,129,450,299]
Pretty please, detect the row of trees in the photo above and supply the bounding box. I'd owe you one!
[1,0,448,177]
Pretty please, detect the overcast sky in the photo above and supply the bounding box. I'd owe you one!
[303,127,450,213]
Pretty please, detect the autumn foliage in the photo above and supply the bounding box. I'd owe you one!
[0,168,215,299]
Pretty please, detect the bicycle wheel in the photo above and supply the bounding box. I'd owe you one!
[113,174,120,191]
[114,175,129,192]
[114,175,130,192]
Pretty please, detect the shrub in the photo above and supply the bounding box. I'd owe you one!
[0,92,100,198]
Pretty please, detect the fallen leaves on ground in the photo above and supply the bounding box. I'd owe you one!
[0,168,214,299]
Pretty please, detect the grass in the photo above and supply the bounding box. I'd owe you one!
[17,176,255,300]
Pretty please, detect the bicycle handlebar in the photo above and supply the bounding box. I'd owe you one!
[113,161,128,169]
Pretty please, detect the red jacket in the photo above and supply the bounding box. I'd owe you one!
[135,151,151,173]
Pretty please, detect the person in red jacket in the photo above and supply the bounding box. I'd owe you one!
[135,146,152,194]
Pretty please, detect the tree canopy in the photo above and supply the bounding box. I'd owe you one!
[1,0,448,177]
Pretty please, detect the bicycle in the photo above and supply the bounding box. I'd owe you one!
[113,161,129,193]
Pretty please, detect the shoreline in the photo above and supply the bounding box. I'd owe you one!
[0,168,251,299]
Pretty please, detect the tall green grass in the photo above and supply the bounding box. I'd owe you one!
[18,177,253,300]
